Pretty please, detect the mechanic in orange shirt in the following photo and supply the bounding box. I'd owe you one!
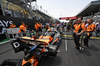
[35,22,39,32]
[73,18,86,51]
[38,22,42,32]
[18,22,26,33]
[9,23,16,28]
[84,19,95,47]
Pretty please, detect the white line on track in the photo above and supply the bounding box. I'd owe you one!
[65,39,67,51]
[65,33,68,51]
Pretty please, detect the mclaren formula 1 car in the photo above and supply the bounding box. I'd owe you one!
[0,28,61,66]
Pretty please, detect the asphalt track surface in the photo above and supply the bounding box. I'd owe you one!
[0,32,100,66]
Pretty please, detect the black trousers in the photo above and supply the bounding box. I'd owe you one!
[67,27,70,31]
[84,34,92,47]
[39,27,42,32]
[96,30,100,36]
[73,33,80,50]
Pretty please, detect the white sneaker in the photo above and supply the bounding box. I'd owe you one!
[79,47,82,50]
[81,47,84,50]
[57,50,60,53]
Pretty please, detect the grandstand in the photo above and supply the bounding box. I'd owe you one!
[0,0,53,22]
[76,0,100,22]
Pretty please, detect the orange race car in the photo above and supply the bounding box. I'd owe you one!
[0,28,61,66]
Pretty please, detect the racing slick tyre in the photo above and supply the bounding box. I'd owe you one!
[48,45,57,57]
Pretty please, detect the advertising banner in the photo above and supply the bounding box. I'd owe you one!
[0,15,45,41]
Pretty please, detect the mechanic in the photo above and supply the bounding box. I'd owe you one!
[9,23,16,28]
[18,22,26,36]
[52,23,55,28]
[38,22,42,32]
[84,19,95,48]
[73,18,86,53]
[34,22,39,32]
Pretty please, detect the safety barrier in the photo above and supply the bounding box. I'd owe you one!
[6,28,23,39]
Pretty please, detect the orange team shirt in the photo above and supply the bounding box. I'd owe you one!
[86,24,94,32]
[86,23,95,36]
[18,25,25,33]
[81,22,86,31]
[92,23,96,29]
[74,23,86,33]
[45,25,50,29]
[9,24,16,28]
[52,24,55,26]
[35,24,39,30]
[39,24,42,28]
